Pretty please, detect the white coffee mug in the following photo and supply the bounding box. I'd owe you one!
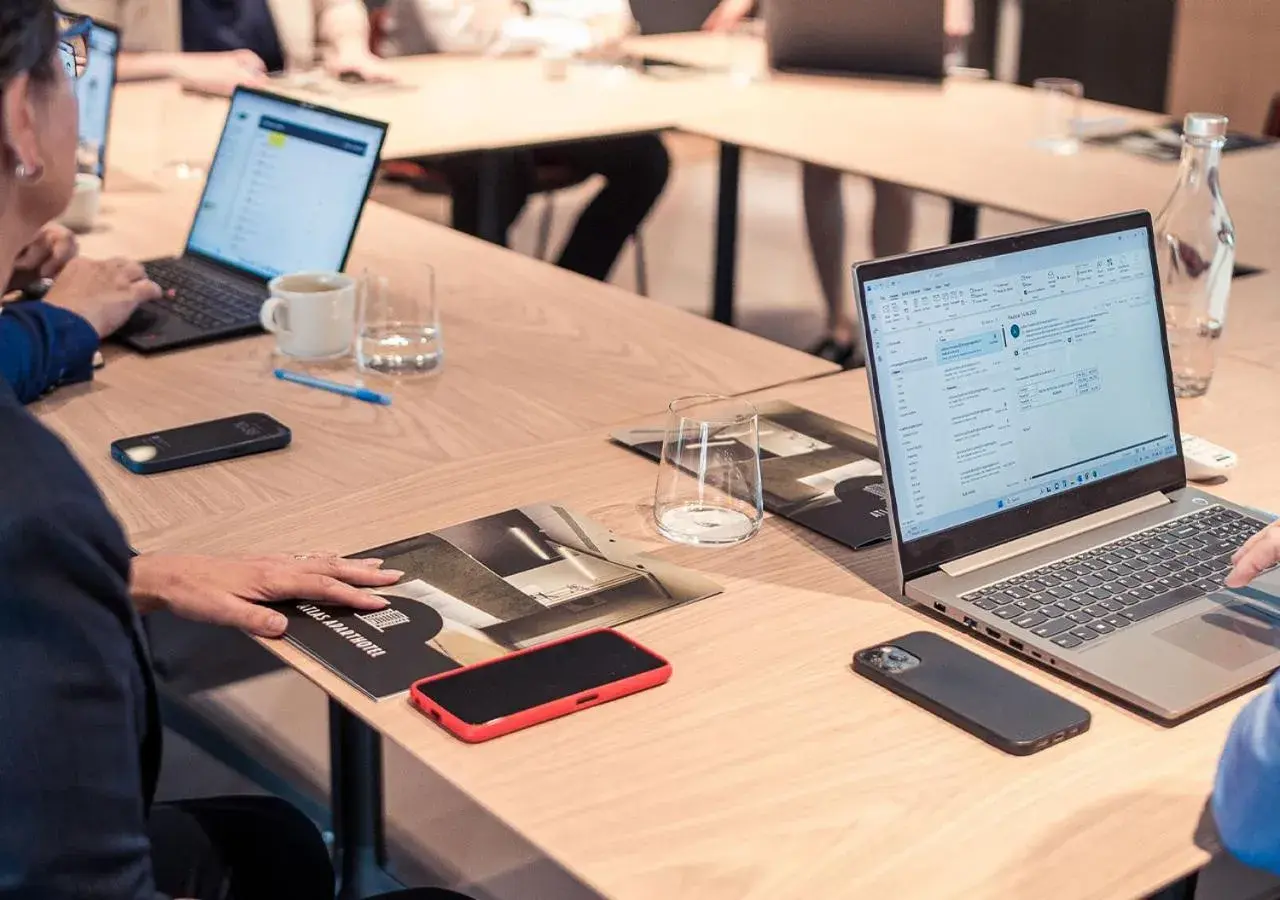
[261,271,357,360]
[58,173,102,234]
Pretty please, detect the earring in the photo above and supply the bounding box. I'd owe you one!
[14,162,44,184]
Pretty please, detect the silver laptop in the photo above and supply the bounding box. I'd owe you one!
[766,0,945,81]
[855,212,1280,722]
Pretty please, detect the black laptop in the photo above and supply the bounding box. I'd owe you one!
[115,87,387,354]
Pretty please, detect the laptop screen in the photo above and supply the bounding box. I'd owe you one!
[186,90,387,281]
[76,22,119,178]
[862,225,1178,545]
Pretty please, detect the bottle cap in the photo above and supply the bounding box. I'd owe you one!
[1183,113,1228,139]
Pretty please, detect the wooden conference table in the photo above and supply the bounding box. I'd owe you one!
[628,31,1280,324]
[110,39,1280,330]
[42,45,1280,900]
[139,327,1280,900]
[60,184,833,544]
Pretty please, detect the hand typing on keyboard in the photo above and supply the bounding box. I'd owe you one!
[45,258,163,338]
[1227,521,1280,588]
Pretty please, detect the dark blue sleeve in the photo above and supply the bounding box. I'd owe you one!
[0,302,100,404]
[0,504,160,900]
[1213,672,1280,875]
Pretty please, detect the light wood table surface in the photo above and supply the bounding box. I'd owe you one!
[629,32,1280,270]
[136,354,1280,900]
[104,54,728,180]
[39,185,833,545]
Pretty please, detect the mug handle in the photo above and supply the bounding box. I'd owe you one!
[259,296,288,334]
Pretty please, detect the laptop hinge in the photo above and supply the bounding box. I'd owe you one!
[940,491,1170,578]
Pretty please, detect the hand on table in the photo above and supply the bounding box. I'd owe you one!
[1227,522,1280,588]
[702,0,754,31]
[13,223,78,280]
[130,553,405,638]
[324,49,396,84]
[43,257,162,337]
[174,50,268,96]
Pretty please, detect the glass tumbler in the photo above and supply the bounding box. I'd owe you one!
[357,264,444,377]
[653,395,763,546]
[1033,77,1084,155]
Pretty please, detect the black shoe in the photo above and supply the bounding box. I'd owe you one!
[808,336,865,370]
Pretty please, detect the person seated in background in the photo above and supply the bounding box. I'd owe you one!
[702,0,974,368]
[1,221,160,403]
[1213,523,1280,877]
[66,0,390,95]
[0,8,466,895]
[383,0,670,283]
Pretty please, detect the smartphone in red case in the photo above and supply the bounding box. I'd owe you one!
[410,628,671,743]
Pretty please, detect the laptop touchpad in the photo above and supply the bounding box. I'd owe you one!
[1156,599,1280,670]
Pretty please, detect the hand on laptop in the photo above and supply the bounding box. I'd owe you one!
[174,50,268,97]
[13,223,78,281]
[129,553,405,638]
[1227,523,1280,588]
[44,258,162,337]
[703,0,754,31]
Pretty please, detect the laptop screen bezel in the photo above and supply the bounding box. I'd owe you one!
[854,211,1187,582]
[81,18,120,183]
[182,86,389,283]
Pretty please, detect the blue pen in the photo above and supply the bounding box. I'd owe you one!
[274,369,392,406]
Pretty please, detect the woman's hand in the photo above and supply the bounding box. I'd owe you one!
[130,553,405,638]
[174,50,268,96]
[324,46,395,84]
[43,257,162,337]
[13,223,78,280]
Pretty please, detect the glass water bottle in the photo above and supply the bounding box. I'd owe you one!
[1153,112,1236,398]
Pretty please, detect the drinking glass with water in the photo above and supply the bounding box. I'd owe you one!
[357,265,444,377]
[653,396,763,547]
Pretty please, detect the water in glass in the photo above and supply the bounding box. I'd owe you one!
[357,267,443,377]
[653,396,763,547]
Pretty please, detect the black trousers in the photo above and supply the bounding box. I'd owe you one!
[149,796,471,900]
[436,133,670,282]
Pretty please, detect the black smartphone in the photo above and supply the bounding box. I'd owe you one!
[410,629,672,743]
[110,412,291,475]
[852,631,1091,756]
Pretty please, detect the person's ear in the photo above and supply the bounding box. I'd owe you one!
[1,71,45,184]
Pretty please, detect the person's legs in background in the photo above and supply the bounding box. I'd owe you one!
[149,795,478,900]
[870,180,915,259]
[801,163,851,363]
[432,152,535,248]
[542,133,671,282]
[801,165,915,368]
[149,795,335,900]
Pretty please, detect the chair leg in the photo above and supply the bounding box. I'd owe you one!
[634,232,649,298]
[535,195,555,260]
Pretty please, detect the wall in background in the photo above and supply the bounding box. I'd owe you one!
[1167,0,1280,134]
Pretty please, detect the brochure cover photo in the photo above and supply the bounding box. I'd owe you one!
[281,503,722,699]
[612,400,891,551]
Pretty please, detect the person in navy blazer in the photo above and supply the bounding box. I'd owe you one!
[0,5,466,896]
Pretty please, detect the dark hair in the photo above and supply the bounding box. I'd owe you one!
[0,0,59,88]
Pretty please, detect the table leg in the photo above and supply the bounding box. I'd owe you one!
[712,142,742,326]
[331,699,396,900]
[948,200,980,245]
[476,151,508,247]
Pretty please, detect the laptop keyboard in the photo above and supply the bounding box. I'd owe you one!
[144,259,264,331]
[960,506,1263,651]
